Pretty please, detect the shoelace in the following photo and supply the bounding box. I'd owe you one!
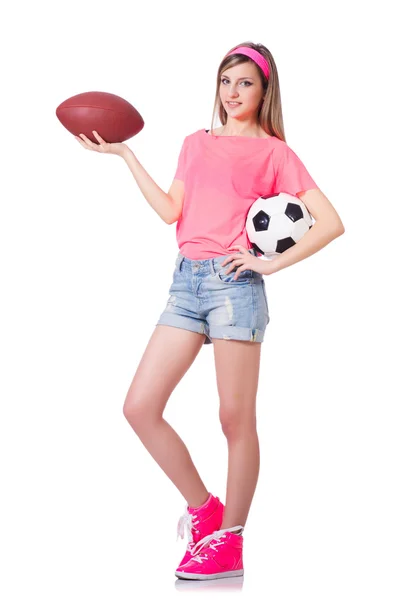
[176,505,200,544]
[190,525,244,563]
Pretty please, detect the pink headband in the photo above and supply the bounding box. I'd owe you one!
[226,46,270,80]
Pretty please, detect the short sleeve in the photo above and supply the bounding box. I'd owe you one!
[272,143,317,196]
[174,136,189,181]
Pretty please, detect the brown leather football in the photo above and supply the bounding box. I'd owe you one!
[56,91,144,143]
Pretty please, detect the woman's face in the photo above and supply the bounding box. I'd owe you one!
[219,61,265,122]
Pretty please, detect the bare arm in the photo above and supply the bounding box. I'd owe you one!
[122,147,179,224]
[269,188,345,273]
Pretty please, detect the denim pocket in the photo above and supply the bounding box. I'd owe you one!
[215,263,253,284]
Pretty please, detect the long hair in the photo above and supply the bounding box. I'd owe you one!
[210,41,286,142]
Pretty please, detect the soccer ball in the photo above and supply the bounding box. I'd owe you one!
[246,192,314,258]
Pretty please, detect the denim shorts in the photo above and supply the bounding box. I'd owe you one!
[156,248,270,345]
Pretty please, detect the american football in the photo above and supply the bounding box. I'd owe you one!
[56,91,144,143]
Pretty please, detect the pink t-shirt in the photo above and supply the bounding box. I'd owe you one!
[173,128,318,259]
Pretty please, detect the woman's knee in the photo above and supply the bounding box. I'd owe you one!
[219,407,257,438]
[123,395,161,429]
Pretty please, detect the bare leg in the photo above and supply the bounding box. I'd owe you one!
[123,325,209,508]
[129,416,209,508]
[213,339,262,529]
[222,428,260,528]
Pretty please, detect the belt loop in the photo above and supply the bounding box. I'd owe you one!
[209,258,217,276]
[176,252,184,271]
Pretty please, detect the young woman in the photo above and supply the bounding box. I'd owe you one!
[76,41,345,581]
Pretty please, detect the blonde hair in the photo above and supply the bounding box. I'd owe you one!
[210,41,286,142]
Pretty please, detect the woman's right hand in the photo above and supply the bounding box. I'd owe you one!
[75,130,129,158]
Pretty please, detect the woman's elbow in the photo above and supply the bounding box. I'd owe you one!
[336,220,345,235]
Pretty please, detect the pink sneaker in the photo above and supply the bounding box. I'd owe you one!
[176,493,224,570]
[175,525,244,580]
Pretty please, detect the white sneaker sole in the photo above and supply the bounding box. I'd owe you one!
[175,568,244,580]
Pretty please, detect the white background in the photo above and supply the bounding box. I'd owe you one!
[1,0,396,598]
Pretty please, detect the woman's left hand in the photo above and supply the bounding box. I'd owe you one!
[221,245,277,278]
